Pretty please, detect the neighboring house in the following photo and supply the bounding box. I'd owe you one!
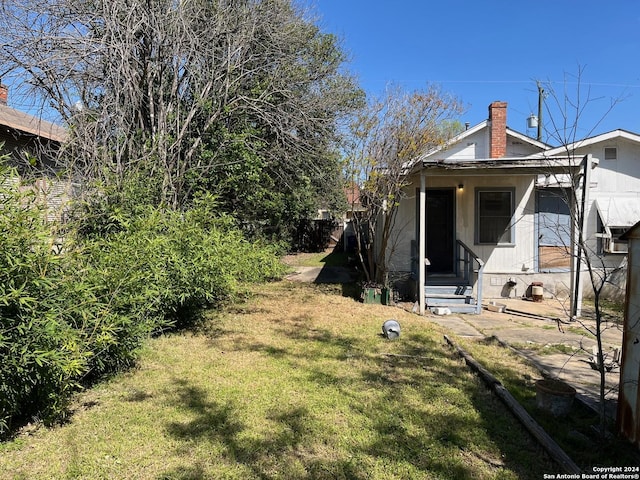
[0,82,70,222]
[0,83,66,165]
[545,130,640,296]
[383,101,640,314]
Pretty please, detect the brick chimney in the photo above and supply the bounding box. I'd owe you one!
[0,83,7,106]
[488,101,507,158]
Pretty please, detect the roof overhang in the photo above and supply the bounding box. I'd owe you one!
[420,156,583,174]
[0,104,67,143]
[595,197,640,229]
[545,129,640,156]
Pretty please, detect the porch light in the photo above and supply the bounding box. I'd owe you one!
[458,183,464,191]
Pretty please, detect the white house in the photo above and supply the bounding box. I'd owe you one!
[384,101,640,315]
[546,130,640,287]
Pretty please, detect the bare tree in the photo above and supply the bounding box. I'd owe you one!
[538,68,626,438]
[0,0,360,211]
[344,84,464,285]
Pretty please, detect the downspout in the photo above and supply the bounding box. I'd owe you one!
[419,172,426,315]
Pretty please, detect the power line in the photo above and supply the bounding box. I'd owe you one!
[433,79,640,89]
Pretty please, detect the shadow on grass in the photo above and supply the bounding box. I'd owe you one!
[316,326,561,477]
[175,283,558,478]
[354,334,556,478]
[297,247,361,298]
[158,464,206,480]
[303,281,362,302]
[218,325,555,476]
[162,379,369,479]
[318,249,351,267]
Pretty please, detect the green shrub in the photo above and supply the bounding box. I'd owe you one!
[0,168,88,432]
[72,196,286,375]
[0,173,286,436]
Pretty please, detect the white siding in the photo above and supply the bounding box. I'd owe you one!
[387,172,538,275]
[387,181,418,272]
[436,130,487,160]
[590,140,640,194]
[572,138,640,272]
[426,129,542,162]
[506,139,543,157]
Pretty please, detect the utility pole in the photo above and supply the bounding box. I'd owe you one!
[537,81,544,142]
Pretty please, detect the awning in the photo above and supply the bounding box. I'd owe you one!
[594,197,640,228]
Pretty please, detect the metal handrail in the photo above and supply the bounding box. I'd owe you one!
[456,240,485,314]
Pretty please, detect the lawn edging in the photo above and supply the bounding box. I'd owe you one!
[444,334,582,475]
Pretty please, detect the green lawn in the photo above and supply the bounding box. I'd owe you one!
[1,281,559,479]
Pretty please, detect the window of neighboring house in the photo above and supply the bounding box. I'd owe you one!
[604,147,617,161]
[475,188,515,245]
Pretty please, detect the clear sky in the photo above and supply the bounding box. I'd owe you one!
[311,0,640,142]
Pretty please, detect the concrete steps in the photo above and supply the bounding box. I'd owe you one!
[425,284,477,314]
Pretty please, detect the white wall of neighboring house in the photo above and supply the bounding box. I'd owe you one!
[561,134,640,300]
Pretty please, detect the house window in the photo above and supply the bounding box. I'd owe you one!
[475,188,515,244]
[604,147,617,161]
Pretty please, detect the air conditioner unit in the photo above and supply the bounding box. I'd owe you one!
[609,239,628,254]
[602,236,628,254]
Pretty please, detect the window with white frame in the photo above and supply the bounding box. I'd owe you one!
[475,188,515,244]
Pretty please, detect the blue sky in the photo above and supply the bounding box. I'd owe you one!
[311,0,640,142]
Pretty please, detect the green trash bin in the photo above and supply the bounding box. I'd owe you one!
[363,286,391,305]
[363,287,382,304]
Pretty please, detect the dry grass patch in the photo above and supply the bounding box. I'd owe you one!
[1,281,559,479]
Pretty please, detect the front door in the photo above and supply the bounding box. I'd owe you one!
[426,189,455,273]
